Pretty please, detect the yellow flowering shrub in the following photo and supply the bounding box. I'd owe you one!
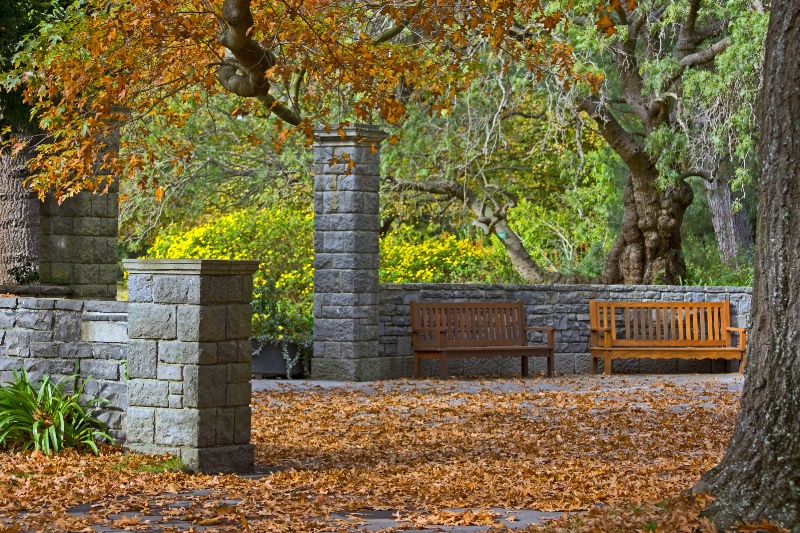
[147,210,522,339]
[148,206,314,340]
[379,231,521,284]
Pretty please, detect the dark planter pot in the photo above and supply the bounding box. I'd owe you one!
[251,339,303,378]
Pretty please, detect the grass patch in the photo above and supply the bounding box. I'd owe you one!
[112,453,184,473]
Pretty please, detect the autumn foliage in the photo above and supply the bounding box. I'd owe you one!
[0,375,759,532]
[3,0,610,199]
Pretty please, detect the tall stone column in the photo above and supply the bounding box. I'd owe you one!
[122,259,259,473]
[311,124,392,381]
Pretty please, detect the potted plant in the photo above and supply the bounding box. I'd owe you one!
[251,281,312,378]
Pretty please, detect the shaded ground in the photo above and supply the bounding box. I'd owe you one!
[0,374,745,532]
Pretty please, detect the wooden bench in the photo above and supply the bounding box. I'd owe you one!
[589,300,746,375]
[410,301,554,379]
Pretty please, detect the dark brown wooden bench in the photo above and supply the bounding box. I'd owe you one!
[589,300,746,375]
[410,301,554,379]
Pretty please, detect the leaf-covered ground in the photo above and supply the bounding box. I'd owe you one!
[0,375,772,532]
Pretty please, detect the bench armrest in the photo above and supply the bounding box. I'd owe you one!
[725,327,747,350]
[525,327,554,347]
[412,327,447,348]
[589,326,612,349]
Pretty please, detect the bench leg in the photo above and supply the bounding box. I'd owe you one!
[414,355,421,378]
[603,354,612,376]
[546,353,554,378]
[439,354,448,379]
[739,354,746,374]
[521,356,529,377]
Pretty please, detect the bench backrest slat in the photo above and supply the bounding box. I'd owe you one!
[410,301,527,348]
[590,300,731,347]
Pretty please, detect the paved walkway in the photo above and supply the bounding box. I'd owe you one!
[62,374,743,532]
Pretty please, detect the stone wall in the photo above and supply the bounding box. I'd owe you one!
[0,297,128,441]
[377,283,752,379]
[39,188,119,299]
[0,283,753,449]
[0,259,258,474]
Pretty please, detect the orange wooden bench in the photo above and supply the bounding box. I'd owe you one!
[410,301,554,379]
[589,300,746,375]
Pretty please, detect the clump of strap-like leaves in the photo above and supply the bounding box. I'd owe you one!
[0,370,113,455]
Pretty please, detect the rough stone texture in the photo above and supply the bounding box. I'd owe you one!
[0,298,128,441]
[311,125,388,381]
[123,259,258,474]
[39,185,119,299]
[377,283,752,379]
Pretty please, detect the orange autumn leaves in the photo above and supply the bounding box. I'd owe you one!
[8,0,613,199]
[0,375,772,532]
[253,378,739,513]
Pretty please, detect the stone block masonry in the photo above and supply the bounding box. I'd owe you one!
[39,185,119,299]
[311,125,389,380]
[0,298,128,442]
[123,259,259,474]
[377,283,752,379]
[0,276,753,458]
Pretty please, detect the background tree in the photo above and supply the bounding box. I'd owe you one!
[536,0,762,284]
[3,0,762,288]
[383,59,621,283]
[117,92,312,252]
[693,0,800,529]
[675,4,765,265]
[3,0,586,196]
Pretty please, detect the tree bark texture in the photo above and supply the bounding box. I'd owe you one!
[599,171,693,285]
[0,147,40,285]
[694,1,800,529]
[703,173,754,264]
[581,96,695,285]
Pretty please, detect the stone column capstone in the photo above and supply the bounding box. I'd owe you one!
[311,124,392,380]
[122,259,259,473]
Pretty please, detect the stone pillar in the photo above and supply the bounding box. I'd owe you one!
[311,124,391,380]
[122,259,259,474]
[39,186,118,299]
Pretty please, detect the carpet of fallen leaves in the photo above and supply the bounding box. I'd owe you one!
[0,375,769,532]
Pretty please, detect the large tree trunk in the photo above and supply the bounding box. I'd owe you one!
[693,1,800,529]
[703,173,754,264]
[599,170,694,285]
[0,147,40,285]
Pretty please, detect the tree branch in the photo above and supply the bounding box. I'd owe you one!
[579,97,653,174]
[680,37,730,69]
[218,0,295,122]
[679,170,712,182]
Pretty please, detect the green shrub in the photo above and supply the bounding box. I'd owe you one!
[0,370,113,455]
[682,238,754,287]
